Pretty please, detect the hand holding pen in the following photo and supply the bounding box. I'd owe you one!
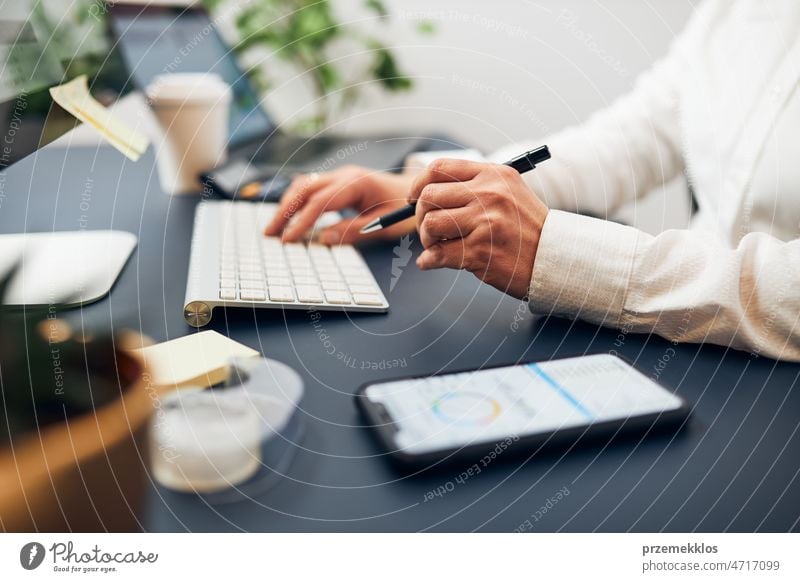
[401,145,551,300]
[265,145,550,245]
[265,144,552,299]
[361,145,550,233]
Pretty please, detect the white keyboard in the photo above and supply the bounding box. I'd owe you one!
[183,200,389,326]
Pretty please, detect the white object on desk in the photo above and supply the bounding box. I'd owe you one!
[146,73,232,195]
[150,357,305,494]
[0,230,137,306]
[153,388,264,492]
[182,200,389,327]
[132,330,259,390]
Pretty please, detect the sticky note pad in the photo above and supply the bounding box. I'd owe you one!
[50,75,150,161]
[133,331,260,390]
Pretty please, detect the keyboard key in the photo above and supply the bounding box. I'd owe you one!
[292,275,318,285]
[238,262,262,272]
[321,280,347,291]
[219,277,236,288]
[240,289,266,301]
[324,290,352,304]
[268,286,295,302]
[344,276,373,287]
[266,267,290,279]
[288,258,313,270]
[290,267,316,279]
[349,284,379,295]
[317,271,343,282]
[284,243,306,254]
[240,282,266,292]
[330,245,361,264]
[352,293,384,306]
[219,288,236,300]
[313,262,338,273]
[263,259,286,270]
[295,285,324,303]
[340,264,368,274]
[263,259,283,268]
[267,276,292,286]
[310,244,332,254]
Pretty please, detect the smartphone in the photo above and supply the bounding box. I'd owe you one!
[356,354,690,468]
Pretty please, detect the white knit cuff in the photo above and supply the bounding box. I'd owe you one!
[528,210,640,327]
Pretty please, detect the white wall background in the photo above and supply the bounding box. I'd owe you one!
[258,0,698,233]
[327,2,691,148]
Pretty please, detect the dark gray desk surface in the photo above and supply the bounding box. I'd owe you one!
[3,144,799,532]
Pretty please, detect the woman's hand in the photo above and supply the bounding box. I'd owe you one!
[264,166,415,244]
[410,159,549,300]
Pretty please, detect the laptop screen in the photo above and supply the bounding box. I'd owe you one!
[109,4,274,147]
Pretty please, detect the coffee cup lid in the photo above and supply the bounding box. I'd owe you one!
[146,73,232,105]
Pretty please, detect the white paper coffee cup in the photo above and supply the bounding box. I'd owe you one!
[146,73,232,194]
[151,389,263,493]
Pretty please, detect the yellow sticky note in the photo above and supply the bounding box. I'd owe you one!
[133,330,260,390]
[49,75,150,161]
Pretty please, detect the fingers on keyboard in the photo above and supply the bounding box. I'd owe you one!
[212,201,386,310]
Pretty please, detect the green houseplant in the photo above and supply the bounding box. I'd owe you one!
[202,0,432,132]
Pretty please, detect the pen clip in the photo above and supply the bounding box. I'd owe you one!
[508,145,550,173]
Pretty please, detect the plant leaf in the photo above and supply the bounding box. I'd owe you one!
[199,0,225,10]
[291,3,339,48]
[417,20,436,35]
[365,0,389,19]
[371,46,413,91]
[316,62,340,90]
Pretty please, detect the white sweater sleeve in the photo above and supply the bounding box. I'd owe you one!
[492,2,800,361]
[529,211,800,362]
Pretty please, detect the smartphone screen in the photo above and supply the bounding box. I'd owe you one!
[363,354,685,454]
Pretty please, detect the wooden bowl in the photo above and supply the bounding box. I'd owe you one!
[0,349,153,532]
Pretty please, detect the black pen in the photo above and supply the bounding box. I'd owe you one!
[360,145,551,234]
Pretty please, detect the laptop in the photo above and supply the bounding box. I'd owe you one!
[108,2,428,200]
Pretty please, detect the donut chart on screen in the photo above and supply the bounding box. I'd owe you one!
[431,391,502,427]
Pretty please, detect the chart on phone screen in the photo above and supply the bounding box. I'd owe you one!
[365,355,683,453]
